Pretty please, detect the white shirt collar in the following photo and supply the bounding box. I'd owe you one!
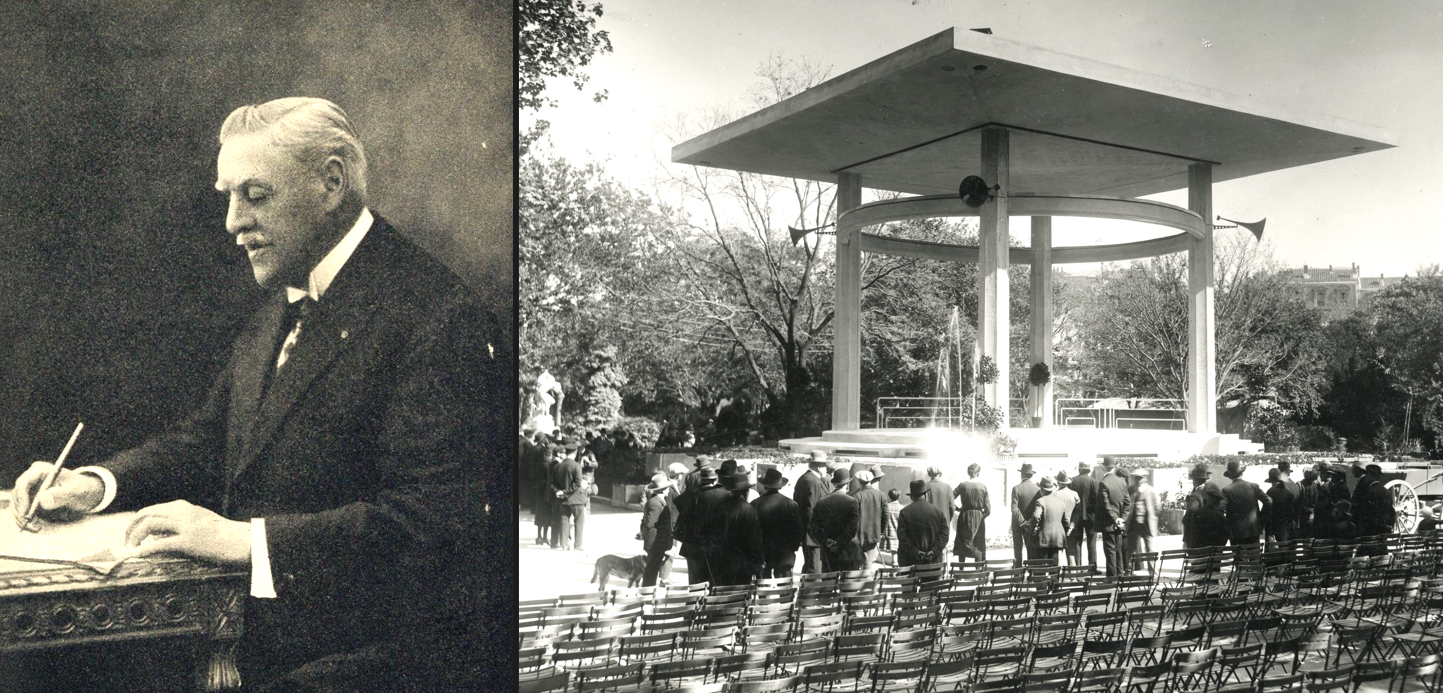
[286,207,373,303]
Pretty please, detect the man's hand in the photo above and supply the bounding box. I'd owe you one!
[11,462,105,525]
[120,500,251,566]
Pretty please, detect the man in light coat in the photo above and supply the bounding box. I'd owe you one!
[1010,463,1042,567]
[1053,471,1080,566]
[1069,461,1101,571]
[1030,476,1073,564]
[851,468,887,568]
[1126,469,1159,576]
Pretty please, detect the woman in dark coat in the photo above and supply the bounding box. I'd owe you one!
[953,463,991,560]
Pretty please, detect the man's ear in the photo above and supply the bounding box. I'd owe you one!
[321,156,347,210]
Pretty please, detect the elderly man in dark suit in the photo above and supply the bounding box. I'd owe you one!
[673,465,723,585]
[1219,459,1271,546]
[752,468,804,578]
[794,450,831,573]
[1098,458,1132,576]
[898,479,950,567]
[640,472,676,587]
[10,97,505,691]
[1010,463,1042,567]
[709,472,765,586]
[810,468,863,572]
[1068,461,1101,571]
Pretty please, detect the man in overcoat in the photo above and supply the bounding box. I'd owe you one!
[897,480,950,567]
[852,468,886,568]
[809,468,863,572]
[793,450,830,573]
[1219,460,1271,546]
[1183,463,1227,549]
[1068,461,1101,570]
[1030,476,1072,564]
[1010,463,1041,567]
[1098,458,1132,576]
[640,472,676,587]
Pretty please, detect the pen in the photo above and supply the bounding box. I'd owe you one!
[19,422,84,532]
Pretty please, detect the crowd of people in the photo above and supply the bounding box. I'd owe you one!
[520,429,641,551]
[522,434,1408,586]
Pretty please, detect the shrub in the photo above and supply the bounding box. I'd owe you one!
[616,416,661,450]
[1295,425,1337,452]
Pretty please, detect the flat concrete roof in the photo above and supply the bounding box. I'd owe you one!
[673,28,1396,198]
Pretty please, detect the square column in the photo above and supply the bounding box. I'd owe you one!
[1029,216,1053,428]
[977,126,1010,428]
[831,172,863,430]
[1187,163,1216,434]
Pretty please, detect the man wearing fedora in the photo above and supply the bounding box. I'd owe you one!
[683,454,713,496]
[709,472,765,586]
[550,437,588,551]
[1296,468,1320,539]
[1069,461,1101,571]
[794,450,831,573]
[1010,463,1042,567]
[1219,459,1270,546]
[1183,463,1227,549]
[1097,457,1132,576]
[673,465,724,584]
[953,463,990,561]
[1053,471,1080,566]
[752,467,804,578]
[852,467,887,568]
[897,480,950,567]
[810,468,864,572]
[1030,475,1072,564]
[640,472,676,587]
[1264,468,1296,547]
[1354,463,1396,541]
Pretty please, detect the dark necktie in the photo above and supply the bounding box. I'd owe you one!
[275,297,314,373]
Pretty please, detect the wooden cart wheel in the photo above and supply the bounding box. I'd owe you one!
[1386,479,1421,533]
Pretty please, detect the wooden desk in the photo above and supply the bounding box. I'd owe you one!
[0,502,247,691]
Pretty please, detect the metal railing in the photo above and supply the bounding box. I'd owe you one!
[872,396,1188,429]
[1055,398,1186,430]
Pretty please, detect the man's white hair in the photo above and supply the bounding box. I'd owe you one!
[219,97,368,201]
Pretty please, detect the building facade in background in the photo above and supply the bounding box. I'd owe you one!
[1284,264,1409,321]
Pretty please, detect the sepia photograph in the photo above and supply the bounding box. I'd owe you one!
[0,1,512,691]
[519,1,1443,690]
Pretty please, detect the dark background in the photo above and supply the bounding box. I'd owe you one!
[0,0,513,482]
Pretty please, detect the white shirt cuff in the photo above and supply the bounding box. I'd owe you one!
[250,518,278,599]
[73,466,117,514]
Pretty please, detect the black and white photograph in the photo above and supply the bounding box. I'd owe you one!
[519,2,1443,691]
[0,2,512,691]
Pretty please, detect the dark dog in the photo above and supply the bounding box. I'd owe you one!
[591,554,647,590]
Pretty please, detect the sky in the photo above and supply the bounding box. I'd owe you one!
[527,0,1443,278]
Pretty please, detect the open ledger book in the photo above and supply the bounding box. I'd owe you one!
[0,497,138,576]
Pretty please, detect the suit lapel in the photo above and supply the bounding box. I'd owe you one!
[228,221,391,485]
[232,293,290,458]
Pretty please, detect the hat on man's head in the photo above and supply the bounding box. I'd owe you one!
[1077,461,1092,472]
[1267,468,1282,483]
[698,466,718,482]
[694,454,712,468]
[645,472,672,494]
[1225,460,1244,479]
[561,436,579,451]
[1019,463,1035,476]
[831,468,852,487]
[667,462,690,477]
[1189,463,1211,481]
[1129,469,1148,479]
[1101,456,1117,468]
[1277,460,1292,473]
[809,450,828,464]
[1038,476,1056,490]
[1351,463,1366,477]
[724,472,751,492]
[908,479,928,498]
[856,470,874,484]
[1366,463,1383,475]
[1303,469,1318,482]
[760,468,789,489]
[926,465,943,478]
[719,459,739,478]
[1055,471,1071,486]
[869,465,885,480]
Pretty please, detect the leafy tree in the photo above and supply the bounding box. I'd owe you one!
[579,345,627,428]
[518,0,613,151]
[1072,236,1327,432]
[1367,266,1443,452]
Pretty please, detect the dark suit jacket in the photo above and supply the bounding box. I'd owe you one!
[1070,472,1099,525]
[641,492,672,552]
[852,485,886,546]
[793,469,828,541]
[809,488,862,565]
[100,218,506,689]
[554,458,587,506]
[1219,477,1272,541]
[1010,478,1040,531]
[1099,473,1132,533]
[752,490,803,558]
[897,500,949,566]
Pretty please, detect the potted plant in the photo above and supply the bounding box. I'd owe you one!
[1027,362,1051,428]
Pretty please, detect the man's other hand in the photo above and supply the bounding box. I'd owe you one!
[11,462,105,524]
[121,500,251,566]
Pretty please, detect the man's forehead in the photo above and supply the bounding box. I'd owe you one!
[215,134,298,190]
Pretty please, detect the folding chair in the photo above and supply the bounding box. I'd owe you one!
[1078,637,1128,672]
[519,646,549,676]
[1164,647,1219,693]
[577,616,639,641]
[520,670,572,693]
[973,646,1028,683]
[922,652,974,692]
[1214,642,1263,687]
[1030,612,1082,646]
[1026,641,1078,675]
[1254,672,1304,693]
[1073,667,1126,693]
[575,662,646,693]
[680,626,738,659]
[868,659,927,693]
[552,637,617,670]
[740,623,793,654]
[641,610,695,635]
[1300,665,1352,693]
[710,652,768,683]
[801,660,867,693]
[1020,669,1071,692]
[1204,618,1247,650]
[1119,662,1171,693]
[1082,610,1129,641]
[884,627,935,662]
[728,676,803,693]
[767,640,832,678]
[559,591,610,607]
[651,658,714,688]
[617,632,680,663]
[832,633,884,663]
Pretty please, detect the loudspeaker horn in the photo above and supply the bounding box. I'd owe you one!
[1215,215,1266,241]
[788,224,835,245]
